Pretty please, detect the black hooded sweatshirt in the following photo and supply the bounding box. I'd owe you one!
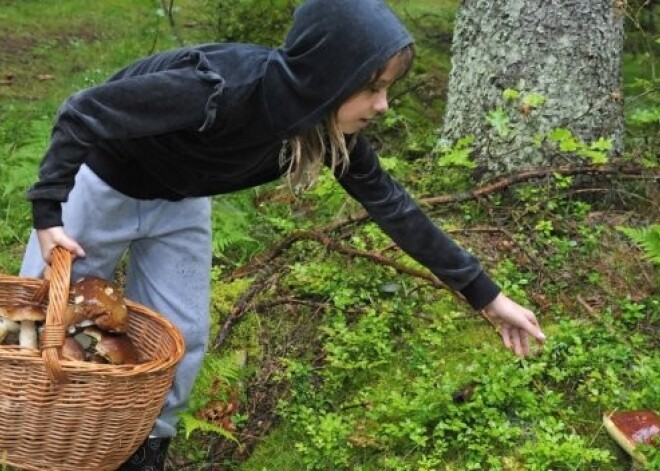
[26,0,500,309]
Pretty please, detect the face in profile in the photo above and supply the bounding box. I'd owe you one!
[336,52,409,134]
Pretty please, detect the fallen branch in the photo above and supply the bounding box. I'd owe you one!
[213,265,278,350]
[321,163,655,233]
[234,161,640,280]
[218,163,654,355]
[230,230,447,289]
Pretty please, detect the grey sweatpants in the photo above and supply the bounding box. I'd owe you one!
[21,164,212,438]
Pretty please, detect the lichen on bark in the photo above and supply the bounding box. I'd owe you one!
[440,0,625,179]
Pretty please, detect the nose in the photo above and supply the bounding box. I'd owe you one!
[373,89,389,114]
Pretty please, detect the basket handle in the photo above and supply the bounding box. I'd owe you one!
[40,246,72,383]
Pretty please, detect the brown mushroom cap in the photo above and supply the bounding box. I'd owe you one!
[96,336,139,365]
[0,305,46,322]
[68,277,129,333]
[83,327,139,365]
[62,336,86,361]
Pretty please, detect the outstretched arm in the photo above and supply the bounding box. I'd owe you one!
[337,136,499,310]
[337,137,546,357]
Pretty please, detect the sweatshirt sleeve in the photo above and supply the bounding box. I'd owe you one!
[336,136,500,310]
[27,58,225,229]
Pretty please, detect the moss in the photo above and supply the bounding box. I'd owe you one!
[209,277,254,343]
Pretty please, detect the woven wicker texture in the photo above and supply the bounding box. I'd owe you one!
[0,248,185,470]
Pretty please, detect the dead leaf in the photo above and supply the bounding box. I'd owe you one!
[531,293,551,311]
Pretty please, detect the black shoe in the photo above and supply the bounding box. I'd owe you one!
[117,436,171,471]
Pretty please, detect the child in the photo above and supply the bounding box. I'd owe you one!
[21,0,546,468]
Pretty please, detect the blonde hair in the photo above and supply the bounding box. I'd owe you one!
[280,44,415,191]
[280,113,352,192]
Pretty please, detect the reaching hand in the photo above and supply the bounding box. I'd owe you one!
[482,293,546,358]
[36,226,86,263]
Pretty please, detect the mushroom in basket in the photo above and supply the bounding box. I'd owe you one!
[61,276,140,365]
[73,327,139,365]
[0,304,46,349]
[62,336,86,361]
[66,276,129,334]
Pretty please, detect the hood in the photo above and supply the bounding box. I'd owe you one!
[263,0,413,137]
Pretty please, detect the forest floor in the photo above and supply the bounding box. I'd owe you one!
[1,1,658,470]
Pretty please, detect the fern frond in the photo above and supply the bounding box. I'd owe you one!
[617,224,660,265]
[178,413,238,442]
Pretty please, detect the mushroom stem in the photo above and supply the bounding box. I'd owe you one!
[18,320,38,349]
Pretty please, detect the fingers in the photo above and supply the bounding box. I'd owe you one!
[57,238,86,259]
[36,227,86,263]
[526,310,545,340]
[520,329,530,356]
[483,293,547,358]
[501,325,536,358]
[498,311,545,357]
[521,311,546,344]
[501,326,512,350]
[506,305,545,345]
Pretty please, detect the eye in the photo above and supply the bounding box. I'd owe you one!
[369,84,388,94]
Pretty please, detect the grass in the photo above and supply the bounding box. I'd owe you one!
[0,1,658,470]
[1,1,149,101]
[0,0,212,274]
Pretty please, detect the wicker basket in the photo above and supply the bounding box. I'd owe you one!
[0,247,185,471]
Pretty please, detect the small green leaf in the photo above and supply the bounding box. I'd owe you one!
[559,138,580,152]
[547,128,573,142]
[437,135,476,168]
[589,137,612,151]
[486,108,511,137]
[578,149,608,164]
[503,88,520,101]
[522,93,546,108]
[455,135,475,149]
[629,106,660,125]
[438,147,476,168]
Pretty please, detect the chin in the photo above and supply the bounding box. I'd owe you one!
[341,124,363,134]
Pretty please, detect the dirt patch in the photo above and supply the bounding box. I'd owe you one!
[0,23,100,65]
[0,24,101,98]
[0,34,36,57]
[0,34,38,77]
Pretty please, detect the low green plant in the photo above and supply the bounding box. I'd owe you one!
[499,88,614,165]
[546,128,612,164]
[436,135,476,169]
[211,193,263,264]
[0,109,53,273]
[179,353,245,441]
[212,0,298,45]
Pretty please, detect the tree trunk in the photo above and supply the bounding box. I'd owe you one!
[440,0,625,179]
